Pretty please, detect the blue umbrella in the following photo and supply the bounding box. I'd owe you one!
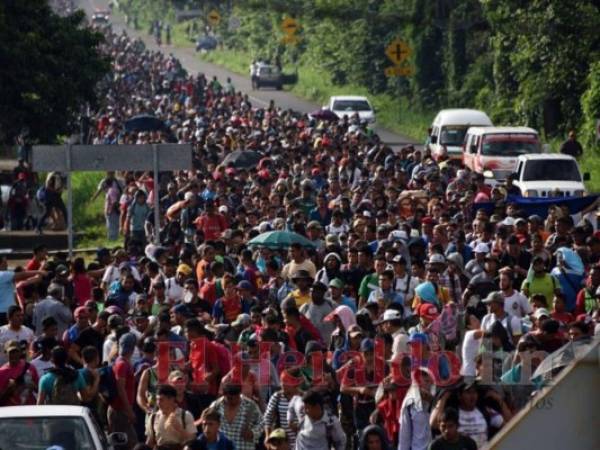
[124,114,166,132]
[247,230,316,249]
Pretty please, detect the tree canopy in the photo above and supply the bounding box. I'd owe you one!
[0,0,110,145]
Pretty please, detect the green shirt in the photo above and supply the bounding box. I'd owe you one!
[358,273,379,300]
[521,274,558,307]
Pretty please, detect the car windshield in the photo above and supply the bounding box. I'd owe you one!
[481,134,541,156]
[522,160,581,182]
[0,417,97,450]
[440,126,469,146]
[332,100,372,112]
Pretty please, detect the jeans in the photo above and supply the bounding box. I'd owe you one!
[106,211,120,241]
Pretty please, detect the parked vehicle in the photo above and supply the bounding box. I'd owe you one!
[463,126,542,183]
[0,405,127,450]
[327,95,376,124]
[429,109,493,161]
[195,35,218,51]
[253,63,283,90]
[509,154,590,197]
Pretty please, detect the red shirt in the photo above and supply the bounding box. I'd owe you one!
[72,273,92,306]
[25,258,41,271]
[194,213,228,241]
[111,357,135,410]
[0,361,39,406]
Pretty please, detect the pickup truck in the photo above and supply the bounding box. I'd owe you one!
[509,154,590,197]
[0,405,127,450]
[326,95,376,124]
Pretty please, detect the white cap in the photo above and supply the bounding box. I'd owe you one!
[474,242,490,253]
[184,192,194,201]
[501,216,515,227]
[218,205,228,214]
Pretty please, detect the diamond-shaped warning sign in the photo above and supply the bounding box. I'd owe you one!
[385,38,411,65]
[208,9,221,27]
[281,17,299,35]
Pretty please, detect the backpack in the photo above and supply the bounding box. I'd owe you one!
[98,364,118,403]
[50,373,80,405]
[36,186,47,203]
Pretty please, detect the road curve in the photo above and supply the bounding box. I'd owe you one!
[77,0,419,148]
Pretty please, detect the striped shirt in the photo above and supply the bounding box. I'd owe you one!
[210,395,263,450]
[264,391,296,448]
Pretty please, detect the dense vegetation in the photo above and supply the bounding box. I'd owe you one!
[122,0,600,148]
[0,0,110,145]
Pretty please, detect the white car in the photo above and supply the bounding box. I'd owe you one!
[0,405,127,450]
[510,154,589,197]
[327,95,376,124]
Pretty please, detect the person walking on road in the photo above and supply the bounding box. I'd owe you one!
[559,130,583,158]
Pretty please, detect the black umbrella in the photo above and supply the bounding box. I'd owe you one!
[309,108,339,121]
[124,114,166,132]
[222,150,262,169]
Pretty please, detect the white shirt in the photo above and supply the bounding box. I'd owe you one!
[481,312,523,338]
[503,290,532,319]
[461,330,482,377]
[393,273,419,305]
[31,356,54,376]
[165,277,184,303]
[0,325,34,365]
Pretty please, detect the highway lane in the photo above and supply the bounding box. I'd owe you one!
[78,0,419,148]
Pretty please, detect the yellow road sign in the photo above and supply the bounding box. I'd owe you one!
[385,38,411,65]
[208,9,221,27]
[384,65,414,77]
[281,17,299,35]
[281,34,300,46]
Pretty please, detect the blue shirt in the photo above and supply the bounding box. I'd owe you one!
[39,371,86,398]
[0,271,15,313]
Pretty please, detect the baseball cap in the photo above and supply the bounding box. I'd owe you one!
[267,429,288,443]
[418,303,439,321]
[533,308,551,320]
[347,324,364,338]
[376,309,403,325]
[474,243,490,254]
[407,332,429,345]
[184,191,195,201]
[176,264,193,276]
[4,340,20,354]
[236,280,253,291]
[428,253,446,265]
[173,303,193,317]
[218,205,228,214]
[329,278,344,289]
[232,313,251,327]
[483,291,505,305]
[392,255,407,265]
[55,264,69,276]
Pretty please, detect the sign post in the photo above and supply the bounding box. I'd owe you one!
[32,143,192,256]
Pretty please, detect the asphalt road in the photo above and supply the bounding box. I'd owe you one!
[79,0,418,148]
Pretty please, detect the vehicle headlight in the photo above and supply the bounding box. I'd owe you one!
[574,190,585,197]
[525,190,538,197]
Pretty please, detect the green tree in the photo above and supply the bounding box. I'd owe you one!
[0,0,110,144]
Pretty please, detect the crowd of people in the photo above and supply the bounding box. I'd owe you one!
[1,19,599,450]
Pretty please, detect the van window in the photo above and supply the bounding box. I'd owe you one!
[481,134,541,156]
[440,126,469,146]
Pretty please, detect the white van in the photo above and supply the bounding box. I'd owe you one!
[463,126,542,182]
[429,109,493,161]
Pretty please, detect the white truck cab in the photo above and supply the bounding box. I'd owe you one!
[511,154,589,197]
[429,109,493,161]
[327,95,376,124]
[463,126,542,183]
[0,405,127,449]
